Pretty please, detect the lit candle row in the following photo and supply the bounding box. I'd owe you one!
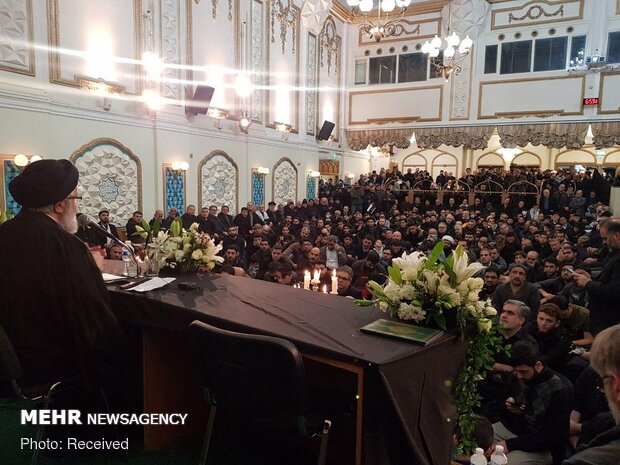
[300,269,338,295]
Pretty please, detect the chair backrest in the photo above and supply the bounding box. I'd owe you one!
[189,320,307,417]
[0,323,23,391]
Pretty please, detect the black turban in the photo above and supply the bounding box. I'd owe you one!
[9,159,79,208]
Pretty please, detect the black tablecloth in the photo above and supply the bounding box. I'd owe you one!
[109,273,467,465]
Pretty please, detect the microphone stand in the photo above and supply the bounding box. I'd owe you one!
[97,227,142,278]
[79,214,143,278]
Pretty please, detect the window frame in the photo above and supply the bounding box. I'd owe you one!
[368,55,398,85]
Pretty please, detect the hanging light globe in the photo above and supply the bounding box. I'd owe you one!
[359,0,373,12]
[381,0,396,13]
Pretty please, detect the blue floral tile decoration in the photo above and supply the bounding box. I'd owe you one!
[252,171,265,206]
[3,160,21,218]
[165,167,185,213]
[306,177,316,200]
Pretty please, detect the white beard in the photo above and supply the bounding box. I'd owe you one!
[60,211,78,234]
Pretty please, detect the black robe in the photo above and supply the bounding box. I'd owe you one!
[0,211,126,390]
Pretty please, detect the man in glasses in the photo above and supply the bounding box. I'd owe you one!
[0,159,128,417]
[335,266,362,299]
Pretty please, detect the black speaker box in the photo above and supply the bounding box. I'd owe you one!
[317,120,335,140]
[185,85,215,117]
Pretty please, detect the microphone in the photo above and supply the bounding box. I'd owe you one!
[78,214,141,277]
[77,214,119,244]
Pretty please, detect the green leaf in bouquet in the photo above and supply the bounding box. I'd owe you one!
[170,218,182,237]
[425,241,444,269]
[432,312,447,330]
[133,225,148,239]
[151,219,161,237]
[368,280,386,296]
[444,266,457,286]
[444,253,454,269]
[388,265,402,285]
[353,299,375,306]
[140,219,151,233]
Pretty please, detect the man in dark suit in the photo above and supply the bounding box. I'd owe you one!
[160,207,179,231]
[125,210,146,244]
[96,209,119,250]
[266,201,279,225]
[574,216,620,335]
[181,205,198,229]
[217,205,234,229]
[234,207,253,237]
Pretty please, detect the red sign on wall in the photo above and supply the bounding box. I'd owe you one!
[583,97,600,106]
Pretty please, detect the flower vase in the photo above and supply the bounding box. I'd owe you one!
[145,250,161,277]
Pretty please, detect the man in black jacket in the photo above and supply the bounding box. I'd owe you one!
[494,341,573,465]
[95,209,119,249]
[574,217,620,335]
[562,324,620,465]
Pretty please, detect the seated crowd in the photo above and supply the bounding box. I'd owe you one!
[82,165,619,465]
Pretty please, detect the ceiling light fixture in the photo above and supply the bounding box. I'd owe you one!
[346,0,412,43]
[421,0,472,81]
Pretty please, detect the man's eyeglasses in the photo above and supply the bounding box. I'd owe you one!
[336,275,351,281]
[65,195,82,201]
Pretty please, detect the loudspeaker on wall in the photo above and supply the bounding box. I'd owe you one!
[185,85,215,117]
[317,120,335,141]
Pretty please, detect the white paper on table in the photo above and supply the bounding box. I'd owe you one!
[102,273,126,283]
[130,277,176,292]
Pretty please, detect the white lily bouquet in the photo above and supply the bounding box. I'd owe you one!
[148,220,224,273]
[357,242,497,331]
[356,242,505,455]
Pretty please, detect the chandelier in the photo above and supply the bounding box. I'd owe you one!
[346,0,412,43]
[421,1,472,80]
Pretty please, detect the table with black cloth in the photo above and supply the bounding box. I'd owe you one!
[107,271,467,465]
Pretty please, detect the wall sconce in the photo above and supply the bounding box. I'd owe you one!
[346,173,355,179]
[309,170,320,178]
[208,107,229,130]
[239,111,252,134]
[171,161,190,171]
[274,121,292,140]
[14,154,43,170]
[498,147,521,164]
[253,166,270,176]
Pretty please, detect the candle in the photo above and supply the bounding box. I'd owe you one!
[303,270,311,290]
[331,269,338,294]
[313,270,320,283]
[322,285,327,294]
